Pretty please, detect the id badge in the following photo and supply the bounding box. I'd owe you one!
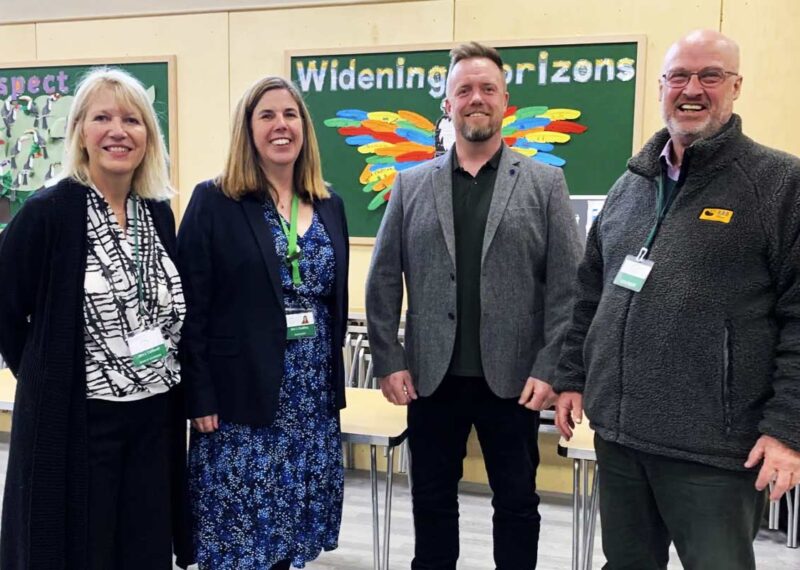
[613,255,654,292]
[286,307,317,340]
[127,327,167,367]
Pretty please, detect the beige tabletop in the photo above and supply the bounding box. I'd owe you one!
[558,416,596,460]
[0,374,411,442]
[0,368,16,411]
[340,387,408,447]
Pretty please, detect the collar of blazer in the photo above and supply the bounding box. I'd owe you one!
[431,143,523,267]
[240,197,285,307]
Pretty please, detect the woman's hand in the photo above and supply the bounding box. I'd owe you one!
[191,414,219,433]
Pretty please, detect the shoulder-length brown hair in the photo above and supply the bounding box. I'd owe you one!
[218,76,328,202]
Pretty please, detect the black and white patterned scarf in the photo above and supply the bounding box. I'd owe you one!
[83,186,185,400]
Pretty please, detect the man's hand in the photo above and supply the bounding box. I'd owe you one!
[191,414,219,433]
[379,370,418,405]
[518,377,557,411]
[745,434,800,500]
[554,391,583,440]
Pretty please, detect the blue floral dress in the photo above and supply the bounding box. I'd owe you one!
[189,204,344,569]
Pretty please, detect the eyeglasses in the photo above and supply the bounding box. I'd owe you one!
[662,68,740,88]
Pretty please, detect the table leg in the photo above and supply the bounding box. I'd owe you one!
[581,459,591,570]
[406,443,414,518]
[370,445,381,570]
[582,459,589,556]
[382,446,396,569]
[789,486,798,549]
[583,462,599,570]
[769,483,778,530]
[572,459,580,570]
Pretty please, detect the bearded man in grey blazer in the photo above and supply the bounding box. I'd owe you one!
[366,41,582,570]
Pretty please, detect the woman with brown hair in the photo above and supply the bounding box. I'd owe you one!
[178,76,349,569]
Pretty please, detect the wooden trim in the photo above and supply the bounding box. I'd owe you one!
[165,56,180,216]
[0,54,178,69]
[631,37,647,153]
[286,34,648,64]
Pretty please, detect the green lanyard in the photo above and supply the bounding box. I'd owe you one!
[278,194,303,286]
[638,174,679,260]
[131,197,149,320]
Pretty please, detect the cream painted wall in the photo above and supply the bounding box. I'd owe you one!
[0,0,407,25]
[722,0,800,157]
[0,24,37,61]
[229,0,453,90]
[33,13,230,213]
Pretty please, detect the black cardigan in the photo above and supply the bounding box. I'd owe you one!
[177,180,349,425]
[0,178,193,569]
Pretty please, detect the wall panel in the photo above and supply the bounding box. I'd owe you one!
[722,0,800,156]
[36,13,230,213]
[0,0,409,25]
[230,0,453,95]
[0,24,37,62]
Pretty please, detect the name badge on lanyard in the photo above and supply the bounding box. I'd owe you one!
[286,306,316,340]
[613,174,676,293]
[127,196,167,367]
[613,251,654,293]
[127,328,168,367]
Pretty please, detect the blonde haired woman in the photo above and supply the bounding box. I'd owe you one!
[0,68,192,569]
[178,76,349,569]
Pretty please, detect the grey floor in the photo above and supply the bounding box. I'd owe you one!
[306,471,799,570]
[0,440,796,569]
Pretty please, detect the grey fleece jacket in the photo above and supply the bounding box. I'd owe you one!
[553,115,800,471]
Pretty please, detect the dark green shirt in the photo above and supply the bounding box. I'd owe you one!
[448,145,503,377]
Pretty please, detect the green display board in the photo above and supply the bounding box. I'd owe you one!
[289,38,644,240]
[0,57,176,229]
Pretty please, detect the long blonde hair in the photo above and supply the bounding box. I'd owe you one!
[61,67,174,200]
[218,76,328,202]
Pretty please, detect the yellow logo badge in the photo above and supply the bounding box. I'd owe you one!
[699,208,733,224]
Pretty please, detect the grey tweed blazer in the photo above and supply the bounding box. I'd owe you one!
[365,145,582,398]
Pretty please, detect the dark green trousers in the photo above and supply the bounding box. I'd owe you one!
[594,435,766,570]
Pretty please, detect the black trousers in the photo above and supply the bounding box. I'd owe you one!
[408,374,541,570]
[86,391,173,570]
[595,435,766,570]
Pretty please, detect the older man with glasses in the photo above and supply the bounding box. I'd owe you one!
[553,29,800,570]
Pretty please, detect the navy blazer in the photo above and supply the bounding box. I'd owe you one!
[177,180,349,425]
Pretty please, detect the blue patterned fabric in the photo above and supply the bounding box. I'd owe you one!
[189,205,343,569]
